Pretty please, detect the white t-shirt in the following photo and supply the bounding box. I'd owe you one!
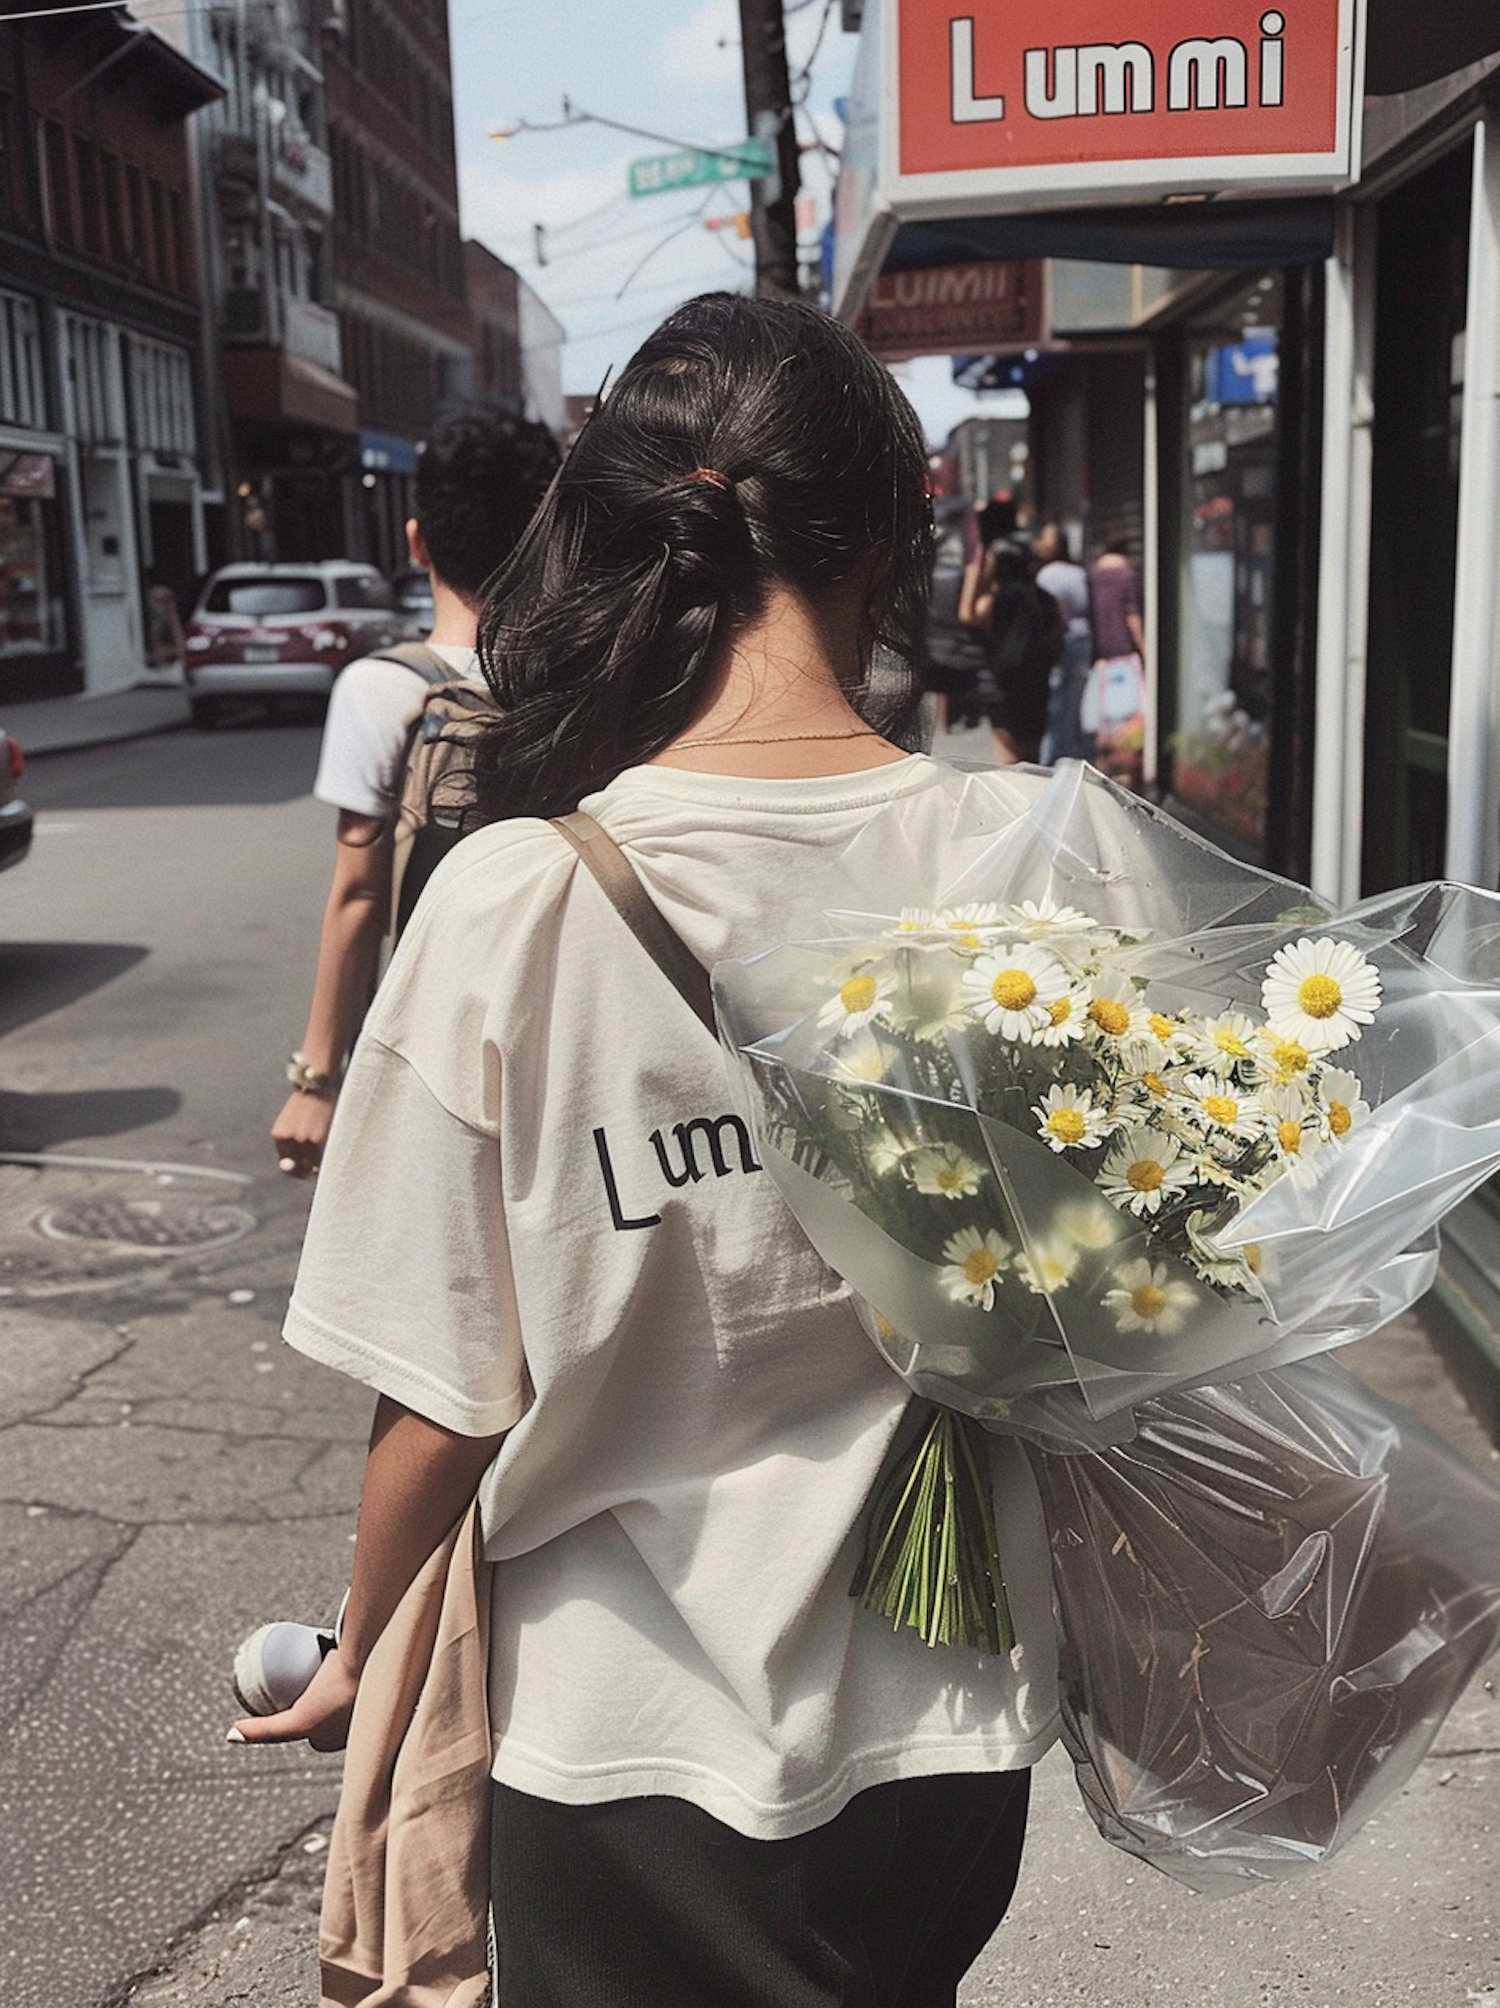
[283,755,1060,1840]
[1035,559,1090,631]
[312,645,479,818]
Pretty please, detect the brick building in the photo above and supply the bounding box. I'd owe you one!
[326,0,471,575]
[0,1,221,698]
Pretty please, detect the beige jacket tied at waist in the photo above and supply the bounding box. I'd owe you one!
[320,1503,493,2008]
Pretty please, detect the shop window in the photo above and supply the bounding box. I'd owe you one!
[1171,275,1283,860]
[0,459,68,663]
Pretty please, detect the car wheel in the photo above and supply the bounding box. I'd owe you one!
[189,696,222,730]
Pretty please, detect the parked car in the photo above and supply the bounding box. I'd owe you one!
[0,729,33,873]
[181,562,406,727]
[391,567,435,637]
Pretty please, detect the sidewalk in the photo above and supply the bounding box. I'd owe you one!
[7,679,192,758]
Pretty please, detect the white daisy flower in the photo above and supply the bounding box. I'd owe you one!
[1113,1064,1183,1120]
[1252,1028,1315,1087]
[1031,983,1092,1049]
[961,943,1070,1041]
[1033,1083,1111,1153]
[1055,1199,1127,1251]
[884,953,971,1041]
[1262,1085,1325,1169]
[908,1143,986,1199]
[1185,1209,1271,1303]
[1017,1234,1079,1296]
[827,1028,891,1084]
[1188,1011,1261,1074]
[1084,977,1152,1049]
[940,1225,1013,1310]
[1316,1067,1370,1142]
[1102,1257,1199,1334]
[867,1133,914,1176]
[1097,1126,1195,1216]
[894,907,941,934]
[1179,1070,1267,1142]
[1261,937,1382,1053]
[1144,1009,1193,1056]
[1000,895,1099,938]
[816,965,896,1038]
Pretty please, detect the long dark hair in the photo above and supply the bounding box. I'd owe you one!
[467,292,933,822]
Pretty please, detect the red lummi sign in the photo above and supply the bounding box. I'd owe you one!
[898,0,1347,179]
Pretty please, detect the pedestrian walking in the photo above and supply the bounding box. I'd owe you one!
[1081,535,1147,786]
[231,292,1057,2007]
[1032,523,1093,764]
[270,407,559,1179]
[959,523,1063,764]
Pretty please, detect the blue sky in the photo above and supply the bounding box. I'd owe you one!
[446,0,1016,442]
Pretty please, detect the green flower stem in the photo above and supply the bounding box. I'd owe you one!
[851,1403,1015,1654]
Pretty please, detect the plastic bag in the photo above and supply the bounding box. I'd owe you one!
[1026,1357,1500,1894]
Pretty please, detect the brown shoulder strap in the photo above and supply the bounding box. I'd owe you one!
[551,811,717,1038]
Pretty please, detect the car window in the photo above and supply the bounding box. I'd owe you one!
[334,574,395,610]
[201,577,326,615]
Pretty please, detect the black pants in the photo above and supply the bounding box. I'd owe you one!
[490,1768,1031,2008]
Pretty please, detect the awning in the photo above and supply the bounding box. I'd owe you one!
[882,200,1337,275]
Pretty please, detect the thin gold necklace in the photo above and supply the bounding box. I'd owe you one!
[668,728,886,751]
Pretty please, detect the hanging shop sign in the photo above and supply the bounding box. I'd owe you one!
[832,0,1365,316]
[854,258,1043,359]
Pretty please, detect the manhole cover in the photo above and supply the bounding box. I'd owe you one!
[33,1197,258,1253]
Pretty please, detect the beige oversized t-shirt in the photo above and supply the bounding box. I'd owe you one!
[283,755,1060,1840]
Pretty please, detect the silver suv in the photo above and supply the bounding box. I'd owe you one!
[182,561,405,727]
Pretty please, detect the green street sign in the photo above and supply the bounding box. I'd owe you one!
[628,138,774,198]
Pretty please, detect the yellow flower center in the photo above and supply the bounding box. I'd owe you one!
[1047,1109,1087,1145]
[840,975,878,1015]
[1148,1013,1176,1041]
[1131,1282,1168,1320]
[935,1166,969,1193]
[1090,997,1131,1037]
[1126,1158,1165,1193]
[1277,1119,1303,1154]
[1266,1036,1310,1077]
[1244,1243,1264,1275]
[1213,1026,1251,1057]
[1202,1094,1240,1127]
[962,1247,1000,1287]
[991,969,1038,1012]
[956,931,983,949]
[1297,973,1343,1020]
[1049,995,1074,1026]
[1143,1072,1169,1098]
[1328,1100,1352,1137]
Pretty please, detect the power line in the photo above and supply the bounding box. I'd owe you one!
[491,99,773,172]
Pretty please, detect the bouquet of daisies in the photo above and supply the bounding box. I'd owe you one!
[713,762,1500,1648]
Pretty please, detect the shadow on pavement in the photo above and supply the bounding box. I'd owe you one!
[20,720,323,811]
[0,1083,182,1150]
[0,942,150,1038]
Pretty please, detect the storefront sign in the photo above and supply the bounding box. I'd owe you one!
[831,0,1364,316]
[854,258,1043,358]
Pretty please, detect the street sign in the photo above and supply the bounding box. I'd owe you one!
[628,138,774,198]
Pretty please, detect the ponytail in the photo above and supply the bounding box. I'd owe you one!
[467,294,932,823]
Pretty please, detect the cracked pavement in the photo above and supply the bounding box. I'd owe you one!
[0,725,368,2007]
[3,723,1499,2007]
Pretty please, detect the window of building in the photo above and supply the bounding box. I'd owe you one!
[127,336,197,456]
[73,134,101,256]
[0,290,47,432]
[147,178,168,288]
[125,164,147,279]
[1171,274,1284,862]
[101,150,127,266]
[44,121,72,246]
[168,188,187,293]
[0,472,68,663]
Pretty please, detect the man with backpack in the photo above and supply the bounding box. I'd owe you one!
[272,406,560,1179]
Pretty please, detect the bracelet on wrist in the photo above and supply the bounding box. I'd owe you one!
[286,1051,338,1098]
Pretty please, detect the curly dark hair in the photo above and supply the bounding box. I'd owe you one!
[412,405,561,602]
[466,292,933,823]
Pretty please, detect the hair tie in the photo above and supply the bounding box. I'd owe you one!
[686,467,733,492]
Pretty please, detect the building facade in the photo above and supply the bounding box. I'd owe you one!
[0,2,221,699]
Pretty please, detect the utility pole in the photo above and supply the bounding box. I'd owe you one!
[737,0,801,297]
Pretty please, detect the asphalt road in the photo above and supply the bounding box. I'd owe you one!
[1,722,1497,2007]
[0,719,367,2007]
